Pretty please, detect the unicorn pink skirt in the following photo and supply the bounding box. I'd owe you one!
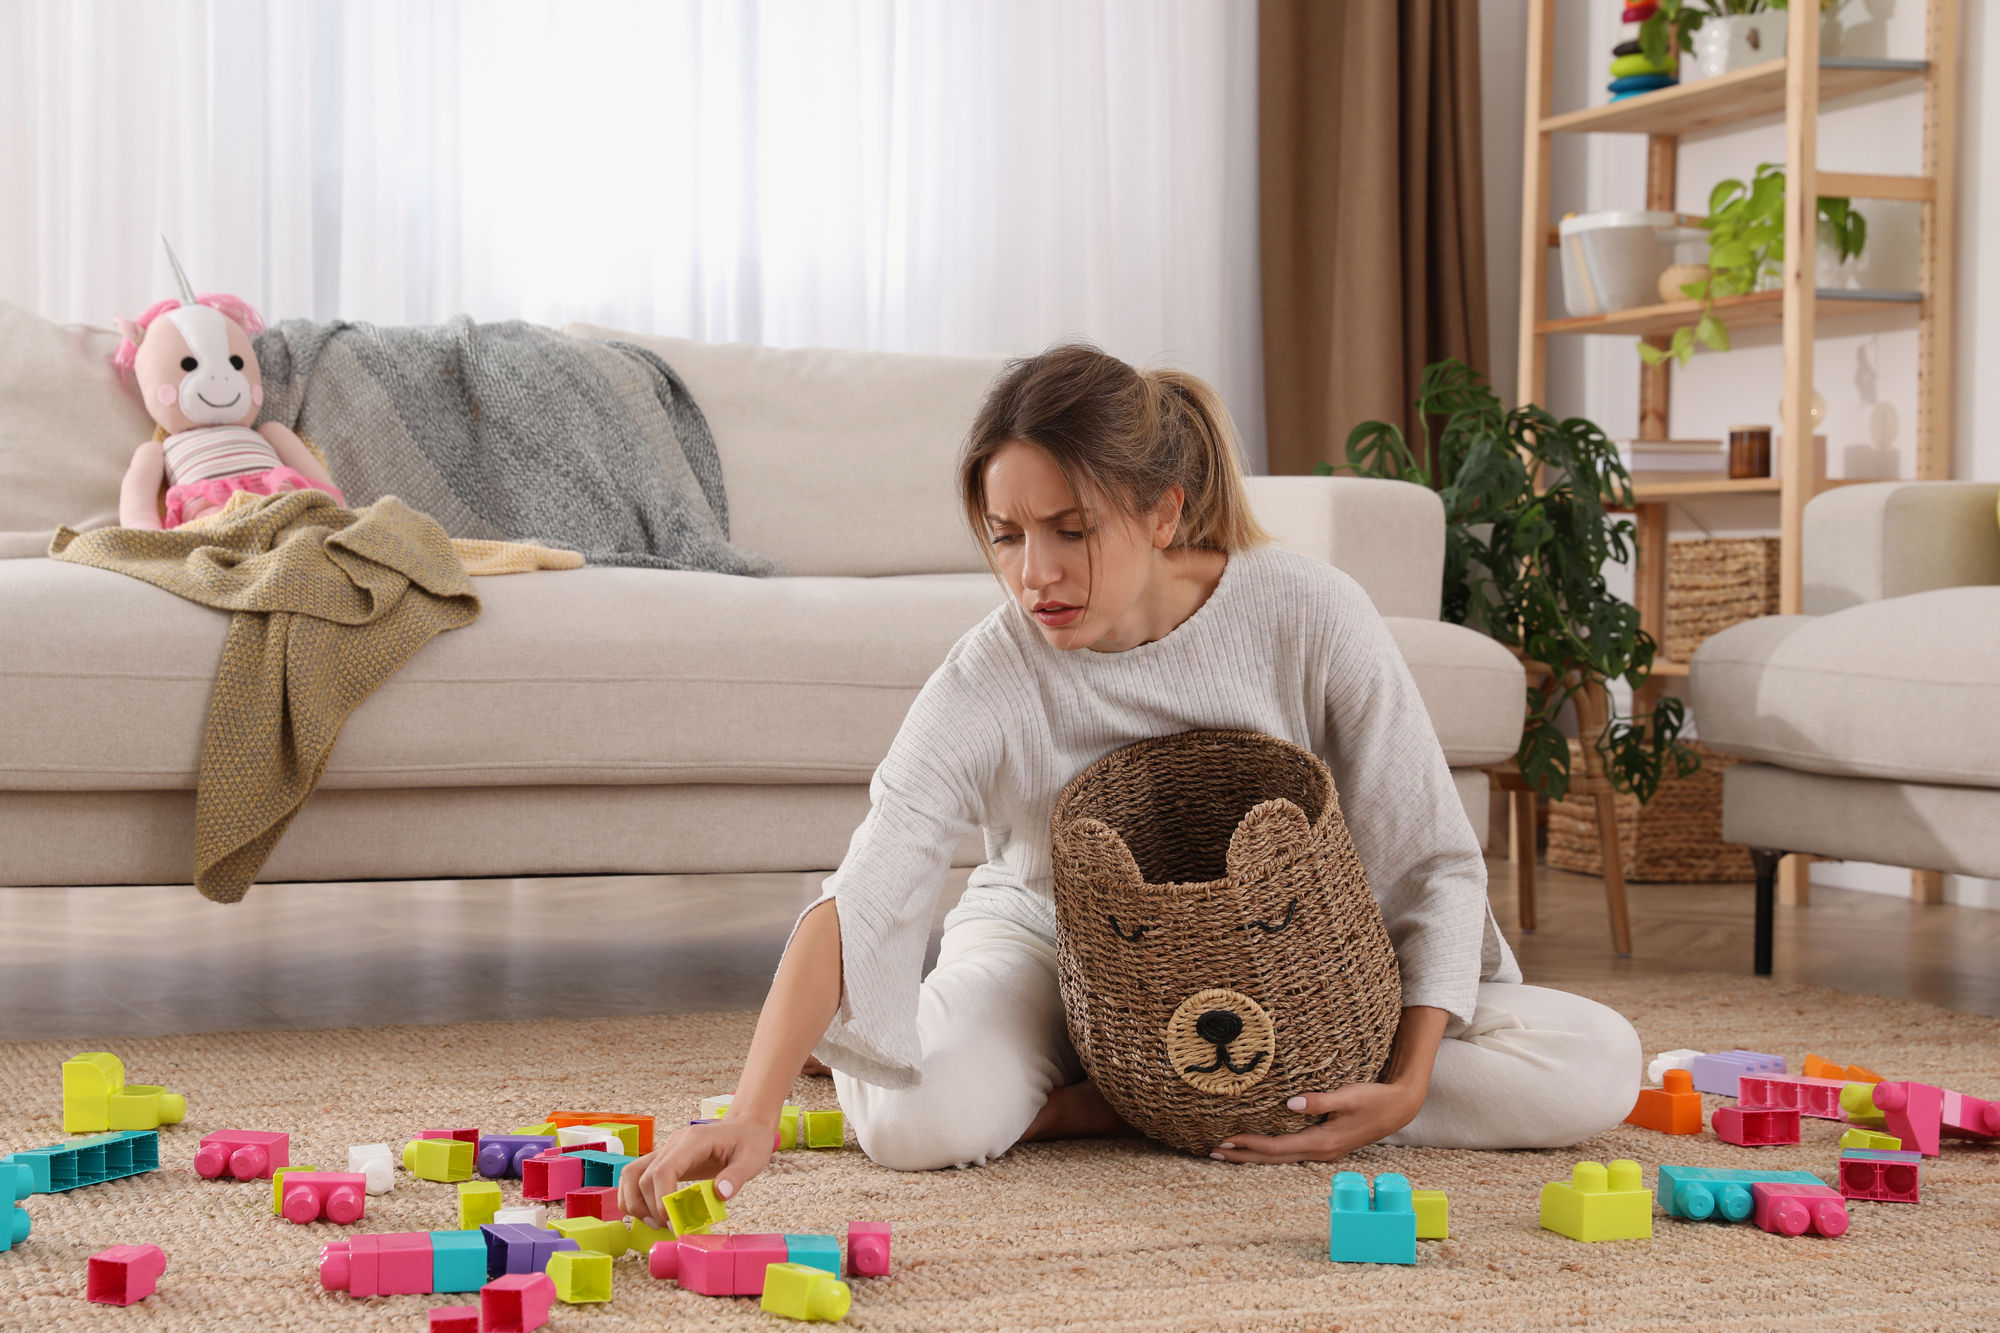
[163,467,347,529]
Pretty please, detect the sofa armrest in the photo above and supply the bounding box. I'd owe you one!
[1803,481,2000,614]
[1242,475,1443,620]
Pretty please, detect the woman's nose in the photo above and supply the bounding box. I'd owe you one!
[1020,536,1063,590]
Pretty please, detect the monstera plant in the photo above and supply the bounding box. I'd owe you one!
[1315,361,1698,803]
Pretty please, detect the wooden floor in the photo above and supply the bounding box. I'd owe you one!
[2,857,1996,1042]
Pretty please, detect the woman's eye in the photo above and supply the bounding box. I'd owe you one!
[1108,914,1151,943]
[1240,898,1298,935]
[990,532,1020,546]
[1059,529,1087,541]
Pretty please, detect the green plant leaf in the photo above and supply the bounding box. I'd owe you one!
[1636,339,1665,366]
[1695,313,1730,351]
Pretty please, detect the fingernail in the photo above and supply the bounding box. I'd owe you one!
[1210,1152,1227,1160]
[1287,1096,1307,1111]
[1218,1143,1235,1150]
[716,1179,734,1199]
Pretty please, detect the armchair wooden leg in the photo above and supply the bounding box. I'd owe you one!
[1594,790,1633,956]
[1511,788,1537,932]
[1748,847,1783,977]
[1912,869,1944,904]
[1778,855,1811,906]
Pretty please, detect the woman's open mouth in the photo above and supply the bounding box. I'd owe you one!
[1032,602,1083,627]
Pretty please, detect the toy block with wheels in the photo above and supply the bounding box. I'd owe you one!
[545,1112,655,1154]
[1540,1160,1651,1241]
[3,1161,31,1252]
[547,1248,613,1303]
[520,1149,583,1201]
[762,1260,853,1322]
[786,1233,842,1277]
[477,1134,557,1179]
[271,1164,327,1213]
[196,1130,288,1180]
[847,1221,891,1277]
[480,1272,556,1333]
[61,1053,187,1134]
[347,1143,395,1194]
[1646,1049,1704,1086]
[320,1232,462,1298]
[1655,1165,1823,1223]
[278,1171,368,1224]
[1867,1081,1944,1156]
[404,1137,475,1182]
[1840,1128,1901,1151]
[1943,1089,2000,1142]
[5,1131,160,1194]
[662,1178,728,1235]
[1803,1054,1884,1084]
[458,1179,503,1230]
[1751,1181,1849,1237]
[1839,1148,1921,1203]
[550,1215,629,1258]
[86,1244,165,1305]
[1688,1051,1785,1098]
[1841,1080,1889,1128]
[1712,1105,1800,1147]
[1626,1069,1702,1134]
[480,1223,580,1279]
[1326,1171,1417,1264]
[429,1307,478,1333]
[1411,1190,1449,1240]
[564,1185,620,1219]
[1736,1073,1850,1120]
[803,1109,845,1148]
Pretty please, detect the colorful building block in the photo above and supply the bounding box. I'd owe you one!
[481,1272,556,1333]
[555,1126,620,1152]
[779,1104,802,1149]
[1327,1171,1418,1264]
[547,1248,613,1303]
[4,1130,160,1194]
[847,1221,891,1277]
[347,1143,395,1194]
[511,1122,559,1136]
[1646,1048,1705,1086]
[429,1306,479,1333]
[697,1095,734,1121]
[564,1148,634,1188]
[786,1233,842,1277]
[1803,1054,1884,1084]
[269,1165,321,1214]
[1942,1088,2000,1142]
[662,1179,728,1235]
[550,1215,629,1258]
[1655,1164,1823,1222]
[420,1127,481,1146]
[565,1185,621,1220]
[477,1134,558,1180]
[459,1179,503,1230]
[1839,1128,1902,1150]
[1539,1161,1651,1242]
[802,1110,845,1149]
[86,1244,165,1305]
[736,1235,791,1294]
[278,1171,368,1224]
[520,1150,584,1202]
[1751,1181,1849,1237]
[1838,1148,1921,1203]
[583,1123,641,1155]
[480,1223,580,1279]
[195,1129,288,1180]
[3,1161,31,1252]
[492,1205,550,1228]
[1412,1190,1449,1240]
[60,1053,186,1134]
[1869,1081,1944,1157]
[545,1112,656,1155]
[320,1232,441,1297]
[1712,1105,1800,1147]
[1737,1073,1850,1120]
[1626,1069,1703,1134]
[431,1230,488,1293]
[1841,1080,1889,1128]
[404,1137,476,1183]
[664,1234,733,1293]
[1688,1051,1786,1098]
[628,1215,672,1255]
[762,1261,852,1322]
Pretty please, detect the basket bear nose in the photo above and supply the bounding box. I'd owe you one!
[1195,1009,1243,1046]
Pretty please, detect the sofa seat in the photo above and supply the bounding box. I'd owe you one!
[1690,585,2000,790]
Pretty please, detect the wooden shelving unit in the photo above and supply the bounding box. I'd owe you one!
[1510,0,1961,930]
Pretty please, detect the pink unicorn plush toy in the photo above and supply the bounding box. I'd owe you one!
[113,250,343,529]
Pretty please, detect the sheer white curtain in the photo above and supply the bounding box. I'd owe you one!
[1,0,1266,466]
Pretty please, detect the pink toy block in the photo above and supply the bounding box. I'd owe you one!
[1942,1089,2000,1142]
[321,1232,432,1297]
[563,1185,620,1220]
[1712,1104,1800,1147]
[519,1150,584,1202]
[1736,1073,1850,1120]
[380,1232,433,1295]
[848,1221,891,1277]
[420,1127,481,1145]
[194,1129,289,1180]
[674,1234,733,1295]
[480,1272,555,1333]
[1750,1181,1849,1238]
[1839,1151,1921,1203]
[429,1306,479,1333]
[648,1239,680,1281]
[87,1244,166,1305]
[733,1234,789,1296]
[1873,1081,1944,1157]
[279,1171,368,1224]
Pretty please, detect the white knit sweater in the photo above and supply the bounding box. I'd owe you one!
[810,546,1521,1088]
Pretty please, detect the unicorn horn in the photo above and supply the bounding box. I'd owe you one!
[162,236,198,306]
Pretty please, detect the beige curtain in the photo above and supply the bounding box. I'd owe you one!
[1260,0,1491,476]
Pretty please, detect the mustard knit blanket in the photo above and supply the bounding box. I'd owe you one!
[50,490,482,903]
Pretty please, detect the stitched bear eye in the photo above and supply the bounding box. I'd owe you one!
[1107,914,1151,943]
[1240,898,1298,935]
[229,354,244,370]
[180,356,198,372]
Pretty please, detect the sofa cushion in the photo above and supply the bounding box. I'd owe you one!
[1383,618,1525,768]
[1689,586,2000,788]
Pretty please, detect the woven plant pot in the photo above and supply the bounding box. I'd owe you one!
[1665,537,1780,663]
[1546,740,1751,882]
[1049,730,1402,1156]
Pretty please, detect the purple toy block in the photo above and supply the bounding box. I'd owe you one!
[481,1272,555,1333]
[1712,1104,1800,1147]
[480,1223,578,1279]
[1688,1050,1786,1098]
[1839,1149,1921,1203]
[1873,1081,1944,1157]
[193,1129,290,1180]
[1943,1089,2000,1142]
[87,1244,166,1305]
[848,1220,891,1277]
[1751,1181,1849,1237]
[675,1234,734,1295]
[476,1134,557,1179]
[429,1306,479,1333]
[279,1171,368,1224]
[519,1151,583,1202]
[733,1233,790,1296]
[1736,1073,1849,1120]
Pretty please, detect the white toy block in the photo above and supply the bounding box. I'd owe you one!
[698,1094,733,1120]
[347,1143,396,1195]
[555,1126,617,1151]
[493,1205,551,1228]
[1647,1049,1706,1087]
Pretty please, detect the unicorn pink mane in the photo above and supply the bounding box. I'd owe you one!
[112,293,266,378]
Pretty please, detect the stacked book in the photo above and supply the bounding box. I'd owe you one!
[1617,439,1725,477]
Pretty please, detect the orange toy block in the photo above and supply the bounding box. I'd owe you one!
[1626,1068,1703,1134]
[1803,1054,1884,1084]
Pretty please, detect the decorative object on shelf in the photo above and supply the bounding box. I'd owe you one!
[1548,740,1751,882]
[1611,2,1678,100]
[1663,536,1779,662]
[1618,439,1726,475]
[1559,211,1698,316]
[1728,425,1773,478]
[1637,1,1827,79]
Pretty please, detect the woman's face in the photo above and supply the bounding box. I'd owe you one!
[980,439,1178,652]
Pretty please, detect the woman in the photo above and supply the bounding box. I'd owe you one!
[621,344,1639,1220]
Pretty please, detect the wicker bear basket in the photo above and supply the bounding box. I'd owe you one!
[1049,730,1403,1156]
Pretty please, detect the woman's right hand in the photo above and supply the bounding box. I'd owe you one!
[619,1114,776,1227]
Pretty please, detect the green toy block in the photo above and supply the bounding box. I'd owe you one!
[547,1248,614,1303]
[570,1150,634,1189]
[1326,1171,1417,1264]
[270,1165,324,1214]
[803,1110,845,1149]
[762,1261,852,1322]
[404,1138,475,1183]
[628,1216,672,1254]
[778,1105,802,1150]
[1412,1189,1449,1240]
[550,1215,629,1257]
[459,1179,503,1230]
[785,1233,842,1277]
[587,1123,640,1155]
[1540,1160,1652,1242]
[662,1179,727,1235]
[512,1121,559,1136]
[1840,1127,1902,1151]
[61,1052,187,1135]
[431,1229,487,1293]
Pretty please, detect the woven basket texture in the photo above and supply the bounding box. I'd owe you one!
[1049,730,1401,1156]
[1664,536,1779,663]
[1546,740,1750,882]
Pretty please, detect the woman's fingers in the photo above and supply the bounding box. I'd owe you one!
[1280,1086,1372,1117]
[1209,1127,1357,1165]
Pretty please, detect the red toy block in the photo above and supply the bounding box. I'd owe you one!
[563,1185,621,1220]
[1736,1073,1850,1120]
[546,1112,655,1154]
[1942,1089,2000,1142]
[429,1306,479,1333]
[732,1234,789,1296]
[1750,1181,1849,1237]
[519,1151,584,1202]
[1873,1081,1944,1157]
[420,1128,481,1146]
[87,1244,166,1305]
[1712,1104,1800,1147]
[1626,1069,1703,1134]
[673,1234,734,1295]
[194,1129,289,1180]
[279,1171,368,1224]
[480,1272,555,1333]
[848,1221,891,1277]
[1840,1151,1921,1203]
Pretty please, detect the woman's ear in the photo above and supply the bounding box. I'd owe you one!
[1152,485,1186,550]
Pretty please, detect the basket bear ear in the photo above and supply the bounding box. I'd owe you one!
[1057,817,1145,891]
[1226,798,1314,885]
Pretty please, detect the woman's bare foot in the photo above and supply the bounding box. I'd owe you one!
[1019,1079,1142,1142]
[800,1055,833,1078]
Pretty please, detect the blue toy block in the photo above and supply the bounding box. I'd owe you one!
[1327,1171,1417,1265]
[1687,1050,1785,1098]
[785,1233,843,1277]
[3,1162,31,1252]
[479,1223,579,1278]
[1656,1164,1823,1222]
[568,1149,634,1189]
[431,1229,487,1293]
[2,1131,159,1194]
[476,1134,557,1179]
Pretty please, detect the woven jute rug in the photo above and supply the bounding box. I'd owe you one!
[3,975,1996,1331]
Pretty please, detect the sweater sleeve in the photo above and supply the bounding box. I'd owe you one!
[1315,573,1492,1026]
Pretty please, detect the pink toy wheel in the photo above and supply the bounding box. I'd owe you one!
[648,1240,678,1281]
[1871,1082,1907,1113]
[230,1145,269,1179]
[851,1234,888,1276]
[319,1243,351,1291]
[1812,1201,1849,1237]
[193,1144,228,1178]
[282,1186,321,1224]
[1981,1102,2000,1135]
[1768,1198,1809,1236]
[324,1185,364,1224]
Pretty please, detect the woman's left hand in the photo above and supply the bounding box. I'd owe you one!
[1208,1080,1425,1164]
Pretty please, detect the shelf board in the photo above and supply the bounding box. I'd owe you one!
[1647,659,1693,678]
[1542,57,1929,138]
[1628,475,1780,503]
[1539,287,1921,339]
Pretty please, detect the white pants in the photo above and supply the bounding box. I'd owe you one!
[835,918,1642,1171]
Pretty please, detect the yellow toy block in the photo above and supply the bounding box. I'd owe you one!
[662,1179,727,1235]
[762,1261,852,1322]
[778,1104,802,1150]
[627,1215,672,1254]
[459,1179,503,1229]
[402,1137,475,1183]
[1540,1160,1652,1242]
[1841,1082,1888,1128]
[550,1215,629,1257]
[588,1123,641,1155]
[61,1052,187,1134]
[270,1165,323,1214]
[803,1109,845,1149]
[1840,1127,1903,1150]
[512,1121,559,1136]
[547,1248,614,1303]
[1412,1189,1449,1240]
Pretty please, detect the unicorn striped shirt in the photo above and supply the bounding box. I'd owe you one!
[160,426,282,487]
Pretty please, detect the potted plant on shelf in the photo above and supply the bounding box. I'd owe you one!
[1638,162,1866,368]
[1314,361,1698,803]
[1638,0,1831,81]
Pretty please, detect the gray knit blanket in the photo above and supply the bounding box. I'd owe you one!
[252,318,781,575]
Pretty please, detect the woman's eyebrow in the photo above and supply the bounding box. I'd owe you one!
[986,506,1084,526]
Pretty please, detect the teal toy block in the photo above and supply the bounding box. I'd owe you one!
[1656,1164,1824,1222]
[785,1233,842,1277]
[1327,1171,1417,1265]
[3,1161,31,1252]
[431,1230,487,1294]
[569,1150,634,1189]
[3,1130,159,1193]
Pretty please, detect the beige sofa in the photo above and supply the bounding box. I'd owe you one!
[0,303,1527,889]
[1690,480,2000,972]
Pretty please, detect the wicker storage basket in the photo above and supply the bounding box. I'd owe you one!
[1665,537,1780,663]
[1049,730,1401,1156]
[1546,741,1750,882]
